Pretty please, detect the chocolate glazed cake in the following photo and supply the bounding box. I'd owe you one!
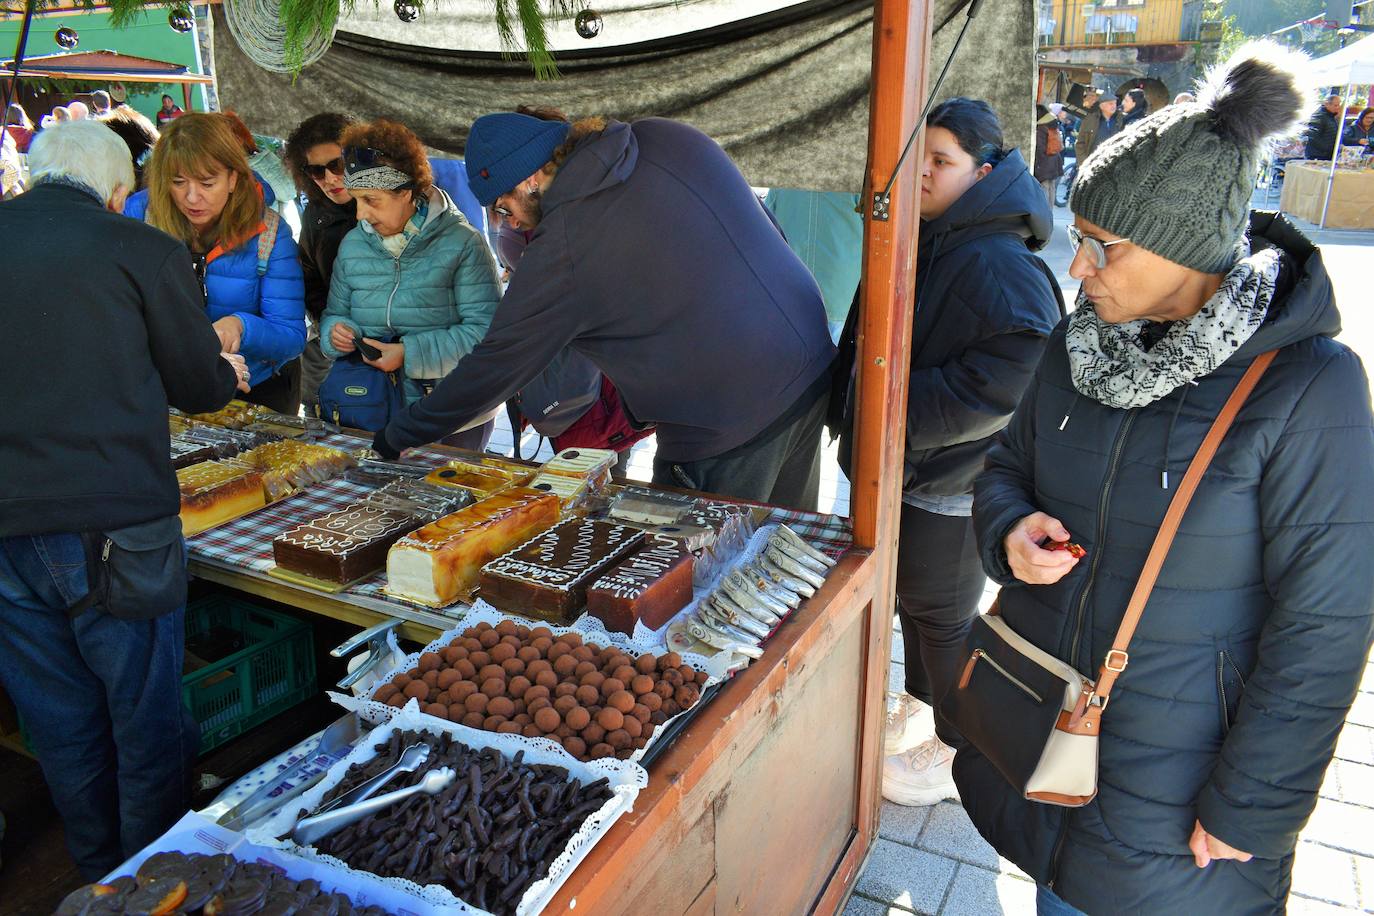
[274,504,422,583]
[587,539,695,633]
[479,518,645,623]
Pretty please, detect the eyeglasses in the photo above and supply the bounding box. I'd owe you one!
[493,204,513,219]
[1066,225,1130,269]
[304,156,344,180]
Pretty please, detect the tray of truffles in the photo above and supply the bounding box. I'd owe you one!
[336,610,723,766]
[248,706,644,916]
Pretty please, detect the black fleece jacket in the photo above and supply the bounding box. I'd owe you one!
[299,196,357,321]
[0,182,238,535]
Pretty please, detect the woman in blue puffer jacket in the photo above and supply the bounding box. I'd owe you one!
[319,119,501,448]
[125,113,306,413]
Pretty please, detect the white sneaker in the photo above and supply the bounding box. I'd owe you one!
[884,693,927,756]
[882,736,958,807]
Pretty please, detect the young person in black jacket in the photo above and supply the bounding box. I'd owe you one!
[0,122,244,879]
[285,112,359,411]
[837,98,1063,807]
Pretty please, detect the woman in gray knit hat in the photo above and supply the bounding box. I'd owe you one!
[953,42,1374,914]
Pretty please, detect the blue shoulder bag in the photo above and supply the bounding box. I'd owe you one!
[315,348,404,432]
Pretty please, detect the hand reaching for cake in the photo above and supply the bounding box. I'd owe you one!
[362,338,405,372]
[219,352,251,393]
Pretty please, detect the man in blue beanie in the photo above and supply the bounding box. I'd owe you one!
[371,112,836,509]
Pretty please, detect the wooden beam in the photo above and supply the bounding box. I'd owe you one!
[848,0,933,868]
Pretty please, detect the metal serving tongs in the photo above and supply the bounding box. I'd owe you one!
[332,619,403,692]
[213,713,362,831]
[291,766,456,848]
[310,742,431,818]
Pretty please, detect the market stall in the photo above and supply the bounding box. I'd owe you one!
[33,0,935,909]
[1298,35,1374,228]
[1280,159,1374,229]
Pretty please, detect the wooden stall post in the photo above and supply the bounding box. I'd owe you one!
[847,0,934,871]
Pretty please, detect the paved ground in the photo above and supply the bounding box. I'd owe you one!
[483,188,1374,914]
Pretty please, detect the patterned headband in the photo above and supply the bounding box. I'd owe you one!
[343,165,414,191]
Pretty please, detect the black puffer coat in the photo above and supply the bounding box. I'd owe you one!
[836,148,1064,500]
[962,212,1374,914]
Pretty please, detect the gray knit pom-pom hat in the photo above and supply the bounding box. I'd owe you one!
[1070,41,1310,273]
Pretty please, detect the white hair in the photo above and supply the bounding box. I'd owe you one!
[27,121,135,204]
[66,101,89,120]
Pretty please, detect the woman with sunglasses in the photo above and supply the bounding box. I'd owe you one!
[285,112,358,411]
[835,97,1064,808]
[963,45,1374,915]
[319,119,501,447]
[125,113,306,413]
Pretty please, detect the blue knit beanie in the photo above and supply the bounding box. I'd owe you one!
[465,113,571,206]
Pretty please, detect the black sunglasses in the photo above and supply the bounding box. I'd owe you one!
[304,156,344,180]
[342,146,416,189]
[343,146,392,174]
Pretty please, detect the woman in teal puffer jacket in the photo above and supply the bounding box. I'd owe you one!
[320,119,501,447]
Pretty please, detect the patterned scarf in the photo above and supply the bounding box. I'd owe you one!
[379,197,428,258]
[1065,242,1280,408]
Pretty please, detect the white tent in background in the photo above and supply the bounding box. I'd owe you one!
[1308,34,1374,86]
[1305,35,1374,227]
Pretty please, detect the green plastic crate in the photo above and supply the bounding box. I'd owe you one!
[183,596,316,755]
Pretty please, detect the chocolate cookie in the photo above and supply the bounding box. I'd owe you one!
[122,876,188,916]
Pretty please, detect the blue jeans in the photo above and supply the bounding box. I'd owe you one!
[1037,884,1087,916]
[0,533,198,879]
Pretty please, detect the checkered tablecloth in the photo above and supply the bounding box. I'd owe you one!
[186,432,854,619]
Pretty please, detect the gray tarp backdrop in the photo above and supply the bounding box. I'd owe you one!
[211,0,1034,193]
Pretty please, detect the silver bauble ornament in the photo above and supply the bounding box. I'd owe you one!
[575,9,602,39]
[169,7,194,33]
[55,27,79,50]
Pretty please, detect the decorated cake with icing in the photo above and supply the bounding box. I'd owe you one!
[274,503,423,583]
[170,436,217,470]
[479,517,645,623]
[587,539,696,633]
[386,487,560,607]
[177,460,267,536]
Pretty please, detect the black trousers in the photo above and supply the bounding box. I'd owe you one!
[894,502,987,747]
[651,376,827,512]
[242,358,303,416]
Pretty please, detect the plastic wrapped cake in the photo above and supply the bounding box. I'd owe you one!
[177,461,267,536]
[385,487,560,606]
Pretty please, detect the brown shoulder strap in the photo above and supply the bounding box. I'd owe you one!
[1082,349,1277,718]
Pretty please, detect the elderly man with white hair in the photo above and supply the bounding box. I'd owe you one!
[0,121,247,879]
